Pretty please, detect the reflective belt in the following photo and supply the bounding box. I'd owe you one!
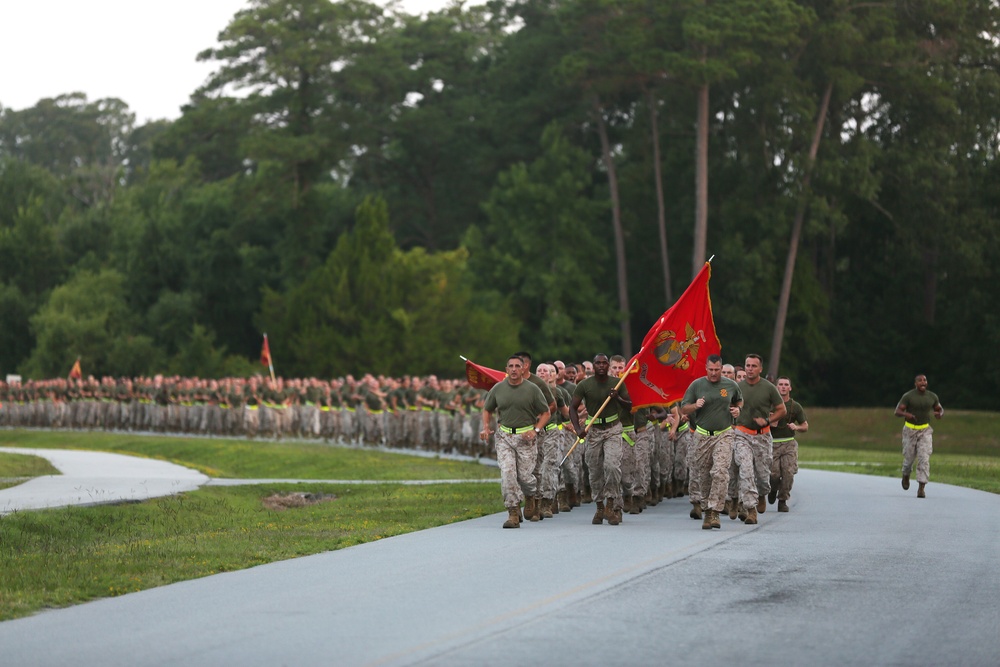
[772,437,796,443]
[736,424,770,435]
[586,413,619,426]
[622,425,636,447]
[498,424,534,434]
[696,425,731,436]
[369,409,384,414]
[545,423,558,431]
[905,422,930,430]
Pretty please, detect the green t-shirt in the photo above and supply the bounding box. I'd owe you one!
[898,389,940,425]
[771,398,806,439]
[736,379,782,428]
[682,376,742,432]
[573,376,631,421]
[483,380,549,429]
[526,374,555,407]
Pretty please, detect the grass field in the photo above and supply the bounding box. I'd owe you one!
[0,406,996,621]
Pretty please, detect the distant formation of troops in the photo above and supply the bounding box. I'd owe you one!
[0,374,498,457]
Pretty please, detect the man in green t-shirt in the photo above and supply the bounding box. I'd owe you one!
[570,354,632,526]
[894,374,944,498]
[681,354,743,529]
[769,376,808,512]
[481,356,551,529]
[733,353,785,524]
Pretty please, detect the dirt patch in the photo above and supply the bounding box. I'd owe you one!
[261,491,338,511]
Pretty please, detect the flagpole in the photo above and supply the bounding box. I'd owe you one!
[559,354,642,467]
[263,333,276,383]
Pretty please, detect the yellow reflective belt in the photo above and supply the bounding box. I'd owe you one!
[696,425,731,436]
[772,437,795,443]
[904,422,930,430]
[545,423,557,431]
[622,431,636,447]
[499,424,534,434]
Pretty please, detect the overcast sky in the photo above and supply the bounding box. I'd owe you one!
[0,0,467,124]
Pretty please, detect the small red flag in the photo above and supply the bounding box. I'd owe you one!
[623,263,722,410]
[260,334,272,367]
[465,359,506,390]
[69,358,82,380]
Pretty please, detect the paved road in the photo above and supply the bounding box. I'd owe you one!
[0,450,997,666]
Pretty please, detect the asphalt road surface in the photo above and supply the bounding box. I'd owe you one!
[0,451,997,667]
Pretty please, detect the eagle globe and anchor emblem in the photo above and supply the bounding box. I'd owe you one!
[636,323,708,400]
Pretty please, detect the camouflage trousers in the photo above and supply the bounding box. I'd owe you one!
[495,429,538,509]
[558,427,583,491]
[675,429,693,488]
[585,423,624,510]
[739,430,773,500]
[729,432,757,506]
[902,425,933,484]
[533,429,562,500]
[770,438,799,501]
[622,428,653,497]
[692,429,735,512]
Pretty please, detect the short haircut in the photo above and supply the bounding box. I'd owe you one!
[746,353,764,365]
[609,354,626,364]
[592,354,608,362]
[506,355,524,365]
[514,351,532,362]
[707,354,723,365]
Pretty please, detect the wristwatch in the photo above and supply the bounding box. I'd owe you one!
[534,427,542,434]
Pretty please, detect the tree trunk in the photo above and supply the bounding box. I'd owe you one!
[768,81,834,379]
[593,97,632,357]
[647,89,673,304]
[692,83,709,279]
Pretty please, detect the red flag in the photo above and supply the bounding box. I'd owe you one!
[624,262,722,410]
[69,358,82,380]
[465,359,506,390]
[260,334,272,367]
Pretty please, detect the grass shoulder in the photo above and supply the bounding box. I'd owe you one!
[0,452,60,491]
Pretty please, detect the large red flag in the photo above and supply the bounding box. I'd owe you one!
[260,334,272,368]
[624,262,721,410]
[465,359,506,390]
[69,358,82,380]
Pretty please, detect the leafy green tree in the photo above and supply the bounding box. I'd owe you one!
[21,269,153,378]
[259,196,518,376]
[468,124,617,359]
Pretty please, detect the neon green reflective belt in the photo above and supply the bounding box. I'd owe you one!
[904,422,930,430]
[586,413,619,426]
[622,431,636,447]
[499,424,534,434]
[772,437,795,443]
[695,425,730,436]
[545,423,558,431]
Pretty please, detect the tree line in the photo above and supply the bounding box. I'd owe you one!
[1,0,998,409]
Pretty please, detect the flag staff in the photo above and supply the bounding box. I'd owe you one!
[262,333,276,383]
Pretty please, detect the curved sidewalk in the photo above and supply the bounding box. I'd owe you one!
[0,447,498,516]
[0,447,209,515]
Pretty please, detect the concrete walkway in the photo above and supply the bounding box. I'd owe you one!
[0,447,209,515]
[0,447,497,516]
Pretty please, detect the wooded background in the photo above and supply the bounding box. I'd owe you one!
[1,0,997,408]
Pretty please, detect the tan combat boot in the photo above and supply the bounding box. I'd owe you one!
[902,473,910,490]
[629,496,642,515]
[540,498,554,519]
[917,482,926,498]
[757,497,767,514]
[690,502,703,520]
[702,509,714,530]
[502,507,521,529]
[593,500,605,525]
[525,496,540,522]
[744,507,758,525]
[777,499,789,512]
[567,484,580,507]
[710,509,721,529]
[558,490,571,513]
[607,502,622,526]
